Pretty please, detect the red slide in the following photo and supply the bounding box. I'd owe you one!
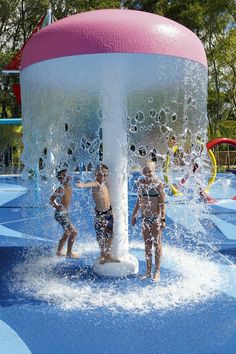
[207,138,236,200]
[206,138,236,150]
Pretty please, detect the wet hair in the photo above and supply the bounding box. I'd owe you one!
[56,169,67,178]
[142,160,156,173]
[96,163,109,172]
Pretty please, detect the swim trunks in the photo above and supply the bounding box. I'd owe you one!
[54,210,71,230]
[94,208,113,242]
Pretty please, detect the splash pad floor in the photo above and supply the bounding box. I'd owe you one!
[0,174,236,354]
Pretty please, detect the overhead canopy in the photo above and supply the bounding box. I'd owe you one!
[21,9,207,70]
[3,9,56,73]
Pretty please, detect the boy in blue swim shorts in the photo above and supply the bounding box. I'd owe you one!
[94,207,113,244]
[77,164,120,264]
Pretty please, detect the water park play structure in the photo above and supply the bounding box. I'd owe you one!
[1,9,236,354]
[206,138,236,199]
[164,138,236,199]
[20,9,208,277]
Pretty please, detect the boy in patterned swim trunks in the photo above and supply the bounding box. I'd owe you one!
[76,164,120,264]
[50,169,78,258]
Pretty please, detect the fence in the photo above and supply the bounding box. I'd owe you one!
[0,144,24,174]
[1,142,236,175]
[213,150,236,169]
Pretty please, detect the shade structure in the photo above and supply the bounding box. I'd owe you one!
[20,9,208,276]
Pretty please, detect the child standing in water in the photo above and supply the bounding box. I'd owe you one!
[50,169,78,258]
[131,161,166,282]
[76,164,120,264]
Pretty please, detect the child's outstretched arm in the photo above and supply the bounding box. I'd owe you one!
[131,198,141,227]
[76,181,98,188]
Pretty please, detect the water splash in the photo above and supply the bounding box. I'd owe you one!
[10,242,229,314]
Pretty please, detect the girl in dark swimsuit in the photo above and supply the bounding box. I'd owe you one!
[131,162,166,282]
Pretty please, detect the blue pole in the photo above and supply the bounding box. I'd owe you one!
[0,118,22,125]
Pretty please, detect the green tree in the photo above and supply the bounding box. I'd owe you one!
[207,28,236,138]
[124,0,236,139]
[0,52,20,118]
[1,0,235,139]
[0,0,121,119]
[201,1,235,138]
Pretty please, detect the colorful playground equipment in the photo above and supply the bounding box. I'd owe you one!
[206,138,236,150]
[164,138,236,198]
[19,9,209,277]
[0,110,235,200]
[207,138,236,199]
[0,9,236,354]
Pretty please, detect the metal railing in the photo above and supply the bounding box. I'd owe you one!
[0,119,23,174]
[0,118,22,125]
[214,150,236,170]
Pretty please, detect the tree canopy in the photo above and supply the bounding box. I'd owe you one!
[0,0,235,141]
[124,0,236,138]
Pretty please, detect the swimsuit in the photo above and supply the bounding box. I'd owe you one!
[94,208,113,242]
[54,210,71,230]
[140,184,161,225]
[142,187,159,198]
[142,216,161,226]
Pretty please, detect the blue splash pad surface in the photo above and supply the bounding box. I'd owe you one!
[1,247,236,354]
[0,173,236,354]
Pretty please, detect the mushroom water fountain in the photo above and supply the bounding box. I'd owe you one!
[20,9,208,277]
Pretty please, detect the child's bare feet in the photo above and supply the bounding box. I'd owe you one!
[66,252,80,259]
[152,271,160,283]
[56,251,66,257]
[104,254,120,263]
[99,256,106,264]
[139,273,152,280]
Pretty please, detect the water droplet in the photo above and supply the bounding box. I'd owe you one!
[149,109,156,117]
[98,127,102,139]
[172,114,177,122]
[130,117,137,126]
[138,146,147,156]
[97,107,102,119]
[155,114,160,123]
[159,109,167,125]
[161,125,168,135]
[130,126,138,133]
[135,111,145,124]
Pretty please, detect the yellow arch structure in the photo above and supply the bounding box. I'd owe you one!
[163,146,217,196]
[163,146,182,196]
[204,148,217,192]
